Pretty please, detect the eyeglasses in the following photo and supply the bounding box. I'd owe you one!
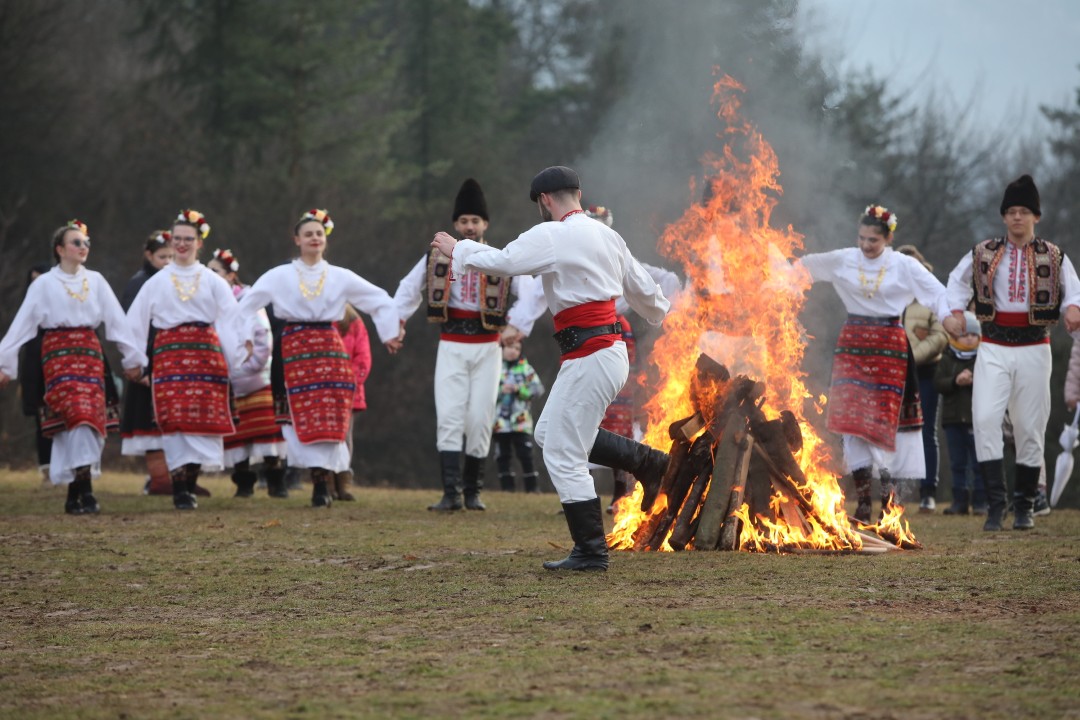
[172,236,198,244]
[68,239,91,248]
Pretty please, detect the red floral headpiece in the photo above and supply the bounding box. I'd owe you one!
[212,248,239,272]
[299,208,334,236]
[176,209,211,239]
[585,205,613,227]
[864,204,898,233]
[66,219,89,236]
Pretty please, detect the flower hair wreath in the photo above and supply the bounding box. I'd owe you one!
[177,209,211,239]
[300,208,334,236]
[66,219,89,236]
[154,230,172,244]
[586,205,614,227]
[864,204,898,233]
[212,248,239,272]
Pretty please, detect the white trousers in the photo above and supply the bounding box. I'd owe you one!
[49,425,104,485]
[434,340,501,457]
[535,343,629,503]
[161,434,224,472]
[972,342,1051,466]
[843,430,925,480]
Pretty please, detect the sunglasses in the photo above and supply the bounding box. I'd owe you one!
[68,238,91,248]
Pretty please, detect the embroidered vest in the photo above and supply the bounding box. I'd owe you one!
[425,247,510,330]
[971,237,1062,326]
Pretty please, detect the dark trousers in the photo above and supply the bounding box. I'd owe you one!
[944,423,984,497]
[918,371,940,491]
[494,432,536,478]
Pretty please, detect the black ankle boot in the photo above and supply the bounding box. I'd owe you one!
[943,488,970,515]
[851,466,873,523]
[184,464,203,503]
[311,468,332,508]
[1012,464,1039,530]
[172,467,196,510]
[232,468,257,498]
[499,473,516,492]
[543,498,609,571]
[523,472,539,494]
[463,455,486,511]
[428,451,463,511]
[588,429,669,511]
[65,478,84,515]
[265,464,289,498]
[78,469,100,514]
[981,460,1006,531]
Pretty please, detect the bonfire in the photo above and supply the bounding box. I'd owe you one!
[608,74,920,554]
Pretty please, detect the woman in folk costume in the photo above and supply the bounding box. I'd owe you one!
[126,209,249,511]
[119,230,175,496]
[796,205,948,523]
[237,209,403,508]
[207,248,288,499]
[0,220,146,514]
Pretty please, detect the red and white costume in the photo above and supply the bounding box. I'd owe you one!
[0,266,145,484]
[450,213,669,502]
[238,259,399,472]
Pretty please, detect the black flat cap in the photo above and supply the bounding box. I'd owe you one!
[529,166,580,202]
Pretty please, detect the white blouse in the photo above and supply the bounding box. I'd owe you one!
[238,259,400,343]
[0,266,145,378]
[451,214,670,325]
[126,261,247,369]
[798,247,947,319]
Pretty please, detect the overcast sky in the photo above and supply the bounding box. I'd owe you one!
[797,0,1080,133]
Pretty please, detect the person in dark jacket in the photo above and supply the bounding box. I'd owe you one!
[934,311,986,515]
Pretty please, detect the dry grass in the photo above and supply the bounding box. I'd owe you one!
[1,469,1078,719]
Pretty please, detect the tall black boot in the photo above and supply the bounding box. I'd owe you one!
[981,459,1007,531]
[185,464,203,504]
[172,467,196,510]
[232,462,257,498]
[523,472,539,494]
[943,487,970,515]
[428,451,463,511]
[851,466,873,523]
[65,477,84,515]
[463,455,486,511]
[1012,464,1039,530]
[265,460,288,498]
[588,429,669,511]
[311,468,333,508]
[77,467,100,514]
[543,498,609,571]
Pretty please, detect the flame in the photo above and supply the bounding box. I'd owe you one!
[607,72,917,553]
[857,494,923,549]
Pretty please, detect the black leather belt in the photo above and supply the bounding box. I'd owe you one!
[553,323,622,355]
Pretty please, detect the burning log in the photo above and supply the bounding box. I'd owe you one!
[693,414,750,550]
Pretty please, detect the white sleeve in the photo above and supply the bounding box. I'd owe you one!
[622,249,671,326]
[796,250,842,283]
[0,284,45,378]
[1061,254,1080,310]
[453,231,558,278]
[944,252,974,319]
[97,276,147,369]
[392,256,427,323]
[125,279,155,371]
[905,258,948,318]
[210,274,249,370]
[345,271,400,344]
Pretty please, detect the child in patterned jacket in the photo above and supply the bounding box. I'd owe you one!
[492,341,545,492]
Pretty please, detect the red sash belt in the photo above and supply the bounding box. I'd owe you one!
[983,311,1050,346]
[440,308,499,343]
[553,299,620,361]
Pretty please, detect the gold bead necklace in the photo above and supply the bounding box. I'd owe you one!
[297,266,327,300]
[171,272,201,302]
[62,276,90,303]
[857,261,888,299]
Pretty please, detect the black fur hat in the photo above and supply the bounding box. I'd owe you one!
[453,178,489,221]
[1000,174,1041,216]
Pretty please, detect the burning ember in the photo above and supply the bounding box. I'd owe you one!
[608,74,920,554]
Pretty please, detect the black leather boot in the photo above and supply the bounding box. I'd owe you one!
[64,477,84,515]
[311,468,333,508]
[172,467,196,510]
[523,472,539,494]
[265,461,288,498]
[334,471,356,501]
[851,466,873,523]
[608,469,633,514]
[499,473,516,492]
[943,488,970,515]
[588,429,669,511]
[543,497,609,571]
[1012,464,1039,530]
[428,451,463,511]
[981,459,1007,531]
[463,455,486,510]
[77,468,100,514]
[232,464,257,498]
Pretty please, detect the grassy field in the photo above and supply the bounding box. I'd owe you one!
[1,469,1078,720]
